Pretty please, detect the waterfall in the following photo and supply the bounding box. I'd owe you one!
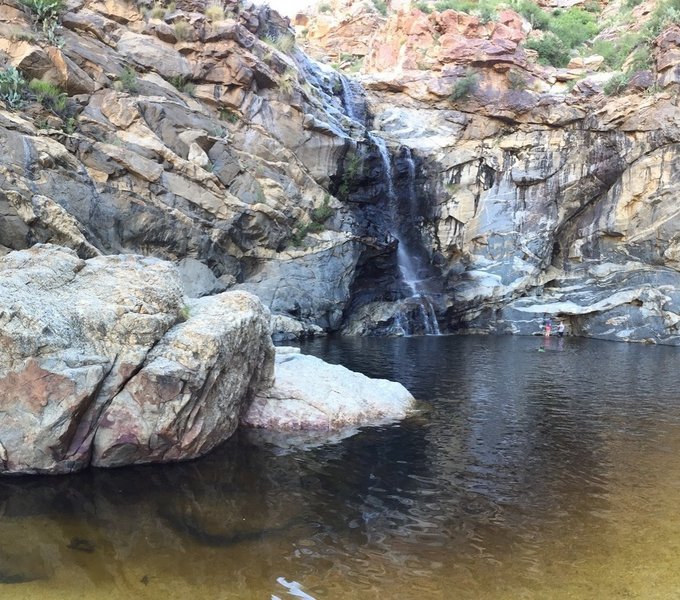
[339,76,366,125]
[370,134,441,336]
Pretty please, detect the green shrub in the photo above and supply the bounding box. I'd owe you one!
[8,26,37,42]
[338,151,363,200]
[289,221,322,246]
[0,67,27,110]
[263,33,296,54]
[344,152,362,179]
[591,34,640,70]
[415,1,433,13]
[643,0,680,38]
[509,0,550,29]
[525,32,570,67]
[628,46,652,71]
[173,21,191,41]
[318,2,331,13]
[168,75,195,95]
[62,116,77,134]
[219,108,240,123]
[148,3,167,18]
[204,4,225,21]
[603,72,630,95]
[372,0,388,16]
[434,0,501,21]
[29,79,67,113]
[278,68,298,95]
[19,0,63,21]
[114,66,139,94]
[289,227,305,247]
[548,8,599,49]
[449,70,478,101]
[19,0,64,44]
[311,195,334,224]
[435,0,473,11]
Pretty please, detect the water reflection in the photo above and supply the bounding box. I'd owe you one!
[1,336,680,598]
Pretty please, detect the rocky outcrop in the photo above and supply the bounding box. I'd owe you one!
[0,245,274,474]
[0,0,377,335]
[243,347,416,430]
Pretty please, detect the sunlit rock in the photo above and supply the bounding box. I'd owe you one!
[243,348,416,431]
[0,245,273,474]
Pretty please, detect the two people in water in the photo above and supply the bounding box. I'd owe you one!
[542,315,565,337]
[538,316,566,352]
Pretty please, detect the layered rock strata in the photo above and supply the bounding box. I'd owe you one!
[301,1,680,344]
[2,0,680,346]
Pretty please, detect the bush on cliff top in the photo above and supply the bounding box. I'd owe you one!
[525,32,570,67]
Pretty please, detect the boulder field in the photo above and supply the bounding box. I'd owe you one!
[0,245,415,475]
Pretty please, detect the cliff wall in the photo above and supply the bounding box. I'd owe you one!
[2,0,680,343]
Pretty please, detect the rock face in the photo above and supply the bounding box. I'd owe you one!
[0,245,274,474]
[3,0,680,346]
[0,0,374,336]
[299,0,680,345]
[244,347,416,430]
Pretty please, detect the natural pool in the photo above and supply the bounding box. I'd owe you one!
[2,335,680,599]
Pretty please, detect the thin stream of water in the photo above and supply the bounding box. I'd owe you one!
[370,135,440,335]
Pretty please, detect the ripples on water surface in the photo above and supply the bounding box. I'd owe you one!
[2,336,680,599]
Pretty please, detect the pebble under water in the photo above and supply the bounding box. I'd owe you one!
[2,335,680,599]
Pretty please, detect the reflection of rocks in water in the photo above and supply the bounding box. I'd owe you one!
[0,553,47,585]
[67,537,96,554]
[158,510,304,548]
[241,426,362,455]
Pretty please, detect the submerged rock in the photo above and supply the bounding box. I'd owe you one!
[243,347,416,430]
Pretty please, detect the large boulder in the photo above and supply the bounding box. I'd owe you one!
[92,291,274,467]
[243,347,416,430]
[0,245,274,474]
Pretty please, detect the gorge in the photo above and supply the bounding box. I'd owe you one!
[2,0,680,596]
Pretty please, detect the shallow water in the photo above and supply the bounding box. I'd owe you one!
[2,335,680,599]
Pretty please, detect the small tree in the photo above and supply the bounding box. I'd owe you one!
[449,70,478,102]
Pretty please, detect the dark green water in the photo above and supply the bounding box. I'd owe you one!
[2,335,680,599]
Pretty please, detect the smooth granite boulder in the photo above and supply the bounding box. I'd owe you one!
[243,347,416,430]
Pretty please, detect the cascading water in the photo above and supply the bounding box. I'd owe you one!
[370,134,441,336]
[339,76,366,124]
